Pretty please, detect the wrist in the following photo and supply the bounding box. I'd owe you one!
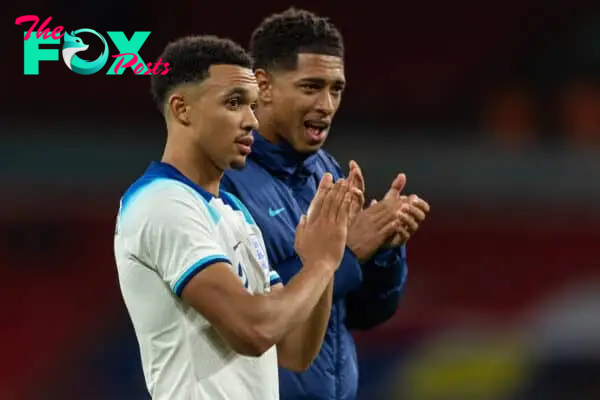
[301,257,338,273]
[370,248,401,266]
[347,244,374,264]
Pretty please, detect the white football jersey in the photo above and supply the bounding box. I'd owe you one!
[114,161,282,400]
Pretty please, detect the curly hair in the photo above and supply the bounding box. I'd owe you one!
[150,35,253,112]
[250,8,344,71]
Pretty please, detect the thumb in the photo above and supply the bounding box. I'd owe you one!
[294,214,307,249]
[384,173,406,200]
[296,214,307,234]
[318,173,334,190]
[308,173,333,218]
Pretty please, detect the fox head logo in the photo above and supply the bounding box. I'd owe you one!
[62,29,108,75]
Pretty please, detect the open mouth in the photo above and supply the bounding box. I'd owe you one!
[304,120,330,142]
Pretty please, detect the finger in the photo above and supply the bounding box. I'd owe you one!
[403,204,426,223]
[373,196,404,226]
[347,189,364,228]
[307,173,333,219]
[383,173,407,200]
[348,160,365,193]
[380,219,402,240]
[334,180,351,222]
[410,196,430,213]
[394,226,411,244]
[351,186,365,211]
[337,181,353,225]
[322,179,345,220]
[294,214,307,247]
[388,232,403,247]
[397,211,419,233]
[296,214,307,234]
[369,198,378,207]
[299,213,307,225]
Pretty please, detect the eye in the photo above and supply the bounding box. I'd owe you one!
[226,97,241,110]
[250,102,258,111]
[301,83,320,91]
[331,86,344,97]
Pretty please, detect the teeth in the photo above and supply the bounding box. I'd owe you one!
[305,121,327,130]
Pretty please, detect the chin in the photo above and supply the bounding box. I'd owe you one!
[229,157,247,170]
[297,142,322,154]
[294,134,326,154]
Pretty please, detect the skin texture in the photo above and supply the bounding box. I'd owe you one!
[253,52,431,257]
[254,53,346,153]
[162,64,260,195]
[158,63,364,370]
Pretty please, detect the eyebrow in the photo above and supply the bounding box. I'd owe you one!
[224,87,251,97]
[299,77,346,87]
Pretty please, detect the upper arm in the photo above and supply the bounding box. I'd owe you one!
[122,183,273,355]
[125,184,232,296]
[180,261,265,352]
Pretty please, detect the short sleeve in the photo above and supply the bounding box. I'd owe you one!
[221,190,282,288]
[120,181,232,296]
[269,270,282,286]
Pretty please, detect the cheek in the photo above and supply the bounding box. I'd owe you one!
[277,97,306,124]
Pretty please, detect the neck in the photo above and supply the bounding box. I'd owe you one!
[254,105,281,145]
[161,129,222,196]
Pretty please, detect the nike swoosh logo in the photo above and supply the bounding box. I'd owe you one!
[233,241,242,251]
[268,207,285,217]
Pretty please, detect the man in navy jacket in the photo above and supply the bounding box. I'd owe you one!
[222,8,430,400]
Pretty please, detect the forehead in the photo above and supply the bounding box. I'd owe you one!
[288,53,345,82]
[202,64,258,94]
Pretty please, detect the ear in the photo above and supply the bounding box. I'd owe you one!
[255,69,273,104]
[167,93,190,126]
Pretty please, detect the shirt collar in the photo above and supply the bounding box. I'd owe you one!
[146,161,224,202]
[249,131,319,178]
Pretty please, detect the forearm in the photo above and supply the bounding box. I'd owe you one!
[277,279,334,370]
[248,262,335,353]
[345,247,408,330]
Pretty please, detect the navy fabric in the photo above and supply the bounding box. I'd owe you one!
[222,132,408,400]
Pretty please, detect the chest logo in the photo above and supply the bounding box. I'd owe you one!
[268,207,285,217]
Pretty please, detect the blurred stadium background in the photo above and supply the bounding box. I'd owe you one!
[3,1,600,399]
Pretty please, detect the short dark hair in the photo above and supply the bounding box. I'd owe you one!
[150,35,253,112]
[250,8,344,71]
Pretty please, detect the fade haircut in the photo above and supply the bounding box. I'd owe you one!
[250,8,344,72]
[150,35,254,113]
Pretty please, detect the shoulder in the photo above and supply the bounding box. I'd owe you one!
[118,178,214,235]
[120,178,195,216]
[220,190,256,226]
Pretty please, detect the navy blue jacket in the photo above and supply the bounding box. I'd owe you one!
[221,132,408,400]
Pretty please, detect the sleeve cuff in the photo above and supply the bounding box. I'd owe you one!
[371,245,406,267]
[269,270,282,286]
[173,255,231,296]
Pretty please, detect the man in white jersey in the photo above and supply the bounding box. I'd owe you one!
[114,35,363,400]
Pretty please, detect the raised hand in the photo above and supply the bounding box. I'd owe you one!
[295,174,354,270]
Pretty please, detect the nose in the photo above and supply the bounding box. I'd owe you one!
[315,91,335,115]
[241,106,259,132]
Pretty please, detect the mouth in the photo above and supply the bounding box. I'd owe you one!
[303,120,330,143]
[234,134,254,156]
